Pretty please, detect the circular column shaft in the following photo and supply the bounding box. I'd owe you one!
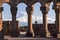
[40,6,48,37]
[26,6,34,37]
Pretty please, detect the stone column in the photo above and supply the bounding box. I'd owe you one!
[55,9,60,38]
[58,9,60,38]
[0,7,4,40]
[52,4,59,38]
[0,7,3,29]
[40,6,48,37]
[59,9,60,33]
[26,6,34,37]
[55,8,60,38]
[10,6,19,37]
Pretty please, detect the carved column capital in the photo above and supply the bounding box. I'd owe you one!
[26,6,34,15]
[52,5,57,10]
[55,8,59,14]
[52,5,59,14]
[40,6,48,14]
[11,6,17,15]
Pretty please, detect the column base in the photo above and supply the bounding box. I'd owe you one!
[50,33,57,38]
[46,32,51,37]
[57,32,60,38]
[26,30,33,37]
[0,29,4,40]
[10,29,20,37]
[40,31,46,37]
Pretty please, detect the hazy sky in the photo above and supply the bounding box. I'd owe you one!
[2,2,56,26]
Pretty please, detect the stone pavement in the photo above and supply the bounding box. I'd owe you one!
[4,31,60,40]
[4,36,60,40]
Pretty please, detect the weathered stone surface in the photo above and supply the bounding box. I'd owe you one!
[0,0,60,38]
[4,37,60,40]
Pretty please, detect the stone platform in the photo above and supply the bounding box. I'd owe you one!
[4,36,60,40]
